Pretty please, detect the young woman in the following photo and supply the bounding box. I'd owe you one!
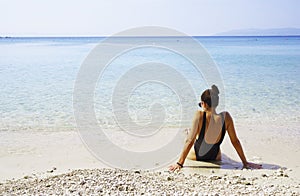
[169,85,262,171]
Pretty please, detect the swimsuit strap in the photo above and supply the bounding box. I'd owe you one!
[198,112,206,139]
[217,112,226,145]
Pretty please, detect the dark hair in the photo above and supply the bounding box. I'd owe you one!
[201,85,220,108]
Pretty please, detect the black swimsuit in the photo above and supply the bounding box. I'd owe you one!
[194,112,226,161]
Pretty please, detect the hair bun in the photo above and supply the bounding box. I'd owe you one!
[211,85,219,95]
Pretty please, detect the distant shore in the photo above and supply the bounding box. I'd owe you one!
[1,35,300,39]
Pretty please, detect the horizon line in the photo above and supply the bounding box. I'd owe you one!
[1,35,300,38]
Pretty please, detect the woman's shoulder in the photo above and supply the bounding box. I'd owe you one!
[219,111,230,115]
[218,111,232,118]
[219,111,233,123]
[194,110,203,117]
[194,110,208,120]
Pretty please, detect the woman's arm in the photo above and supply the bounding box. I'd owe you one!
[225,112,262,169]
[169,111,202,171]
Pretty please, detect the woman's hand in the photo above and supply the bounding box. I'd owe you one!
[243,162,262,169]
[169,163,182,172]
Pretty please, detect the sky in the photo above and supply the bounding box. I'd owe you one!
[1,0,300,36]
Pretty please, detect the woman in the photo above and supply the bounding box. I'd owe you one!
[169,85,262,171]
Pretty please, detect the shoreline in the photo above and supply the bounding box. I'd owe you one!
[0,124,299,194]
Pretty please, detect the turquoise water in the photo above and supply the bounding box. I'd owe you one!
[201,37,300,126]
[0,36,299,133]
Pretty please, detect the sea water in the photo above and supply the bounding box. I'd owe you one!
[0,36,299,135]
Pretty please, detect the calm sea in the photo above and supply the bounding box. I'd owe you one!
[0,36,299,135]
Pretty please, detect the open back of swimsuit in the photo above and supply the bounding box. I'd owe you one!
[194,112,226,161]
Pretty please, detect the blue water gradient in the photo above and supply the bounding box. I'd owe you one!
[0,36,299,133]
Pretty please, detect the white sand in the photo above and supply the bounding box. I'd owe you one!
[0,131,103,181]
[0,123,299,194]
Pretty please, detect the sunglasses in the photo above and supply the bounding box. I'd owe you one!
[198,101,203,108]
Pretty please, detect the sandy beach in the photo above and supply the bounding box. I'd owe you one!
[0,123,299,195]
[0,36,299,195]
[0,168,298,195]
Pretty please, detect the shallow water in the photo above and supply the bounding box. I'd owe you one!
[0,36,299,134]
